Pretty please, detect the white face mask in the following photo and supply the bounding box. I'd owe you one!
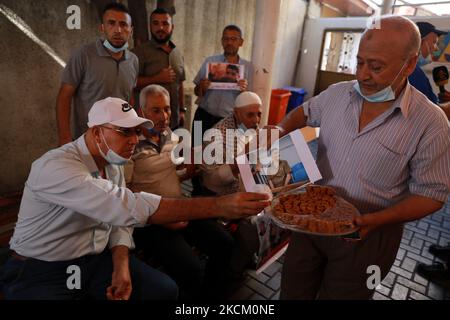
[96,129,129,165]
[103,39,128,53]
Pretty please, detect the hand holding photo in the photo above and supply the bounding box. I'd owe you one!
[206,62,244,90]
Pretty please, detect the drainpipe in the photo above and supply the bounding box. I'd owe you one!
[381,0,395,14]
[251,0,282,126]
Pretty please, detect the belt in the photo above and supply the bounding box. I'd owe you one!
[9,250,28,261]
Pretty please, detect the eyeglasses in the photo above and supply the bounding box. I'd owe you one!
[222,36,241,42]
[100,125,142,137]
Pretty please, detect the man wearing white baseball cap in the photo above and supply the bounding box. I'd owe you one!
[3,97,269,300]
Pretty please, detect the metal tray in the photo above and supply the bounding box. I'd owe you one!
[266,186,360,236]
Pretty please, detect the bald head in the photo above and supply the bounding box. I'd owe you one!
[362,16,421,59]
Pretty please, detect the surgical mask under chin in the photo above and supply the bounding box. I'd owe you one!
[432,49,441,58]
[238,122,248,133]
[103,39,128,53]
[353,63,406,103]
[97,130,129,165]
[418,42,439,67]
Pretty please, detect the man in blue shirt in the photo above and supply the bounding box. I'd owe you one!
[408,22,447,104]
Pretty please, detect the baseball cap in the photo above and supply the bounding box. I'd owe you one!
[235,91,262,108]
[87,97,153,129]
[416,22,447,38]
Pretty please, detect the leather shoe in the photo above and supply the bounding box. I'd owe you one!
[416,262,450,290]
[429,243,450,263]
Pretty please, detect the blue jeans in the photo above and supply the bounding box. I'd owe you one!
[1,250,178,300]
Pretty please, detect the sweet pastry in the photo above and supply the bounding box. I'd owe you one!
[272,185,357,234]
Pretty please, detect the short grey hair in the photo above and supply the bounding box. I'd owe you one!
[139,84,170,109]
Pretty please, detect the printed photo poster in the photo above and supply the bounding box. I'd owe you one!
[437,31,450,64]
[206,62,244,90]
[237,129,322,195]
[237,129,322,273]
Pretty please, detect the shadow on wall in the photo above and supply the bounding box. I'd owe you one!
[0,0,100,195]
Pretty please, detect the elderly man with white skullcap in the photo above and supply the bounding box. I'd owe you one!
[200,91,262,196]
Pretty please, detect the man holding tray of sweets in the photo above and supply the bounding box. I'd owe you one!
[273,16,450,299]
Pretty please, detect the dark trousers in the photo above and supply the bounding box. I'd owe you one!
[1,250,178,300]
[280,223,403,299]
[229,219,259,277]
[133,219,234,300]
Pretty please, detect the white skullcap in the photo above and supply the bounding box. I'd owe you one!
[234,91,262,108]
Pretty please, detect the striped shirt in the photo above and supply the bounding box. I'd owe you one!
[303,80,450,214]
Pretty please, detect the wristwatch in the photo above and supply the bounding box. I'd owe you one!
[180,106,188,112]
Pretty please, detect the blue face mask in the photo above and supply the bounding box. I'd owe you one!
[418,54,433,67]
[97,129,129,165]
[146,127,160,136]
[237,122,248,134]
[353,62,406,103]
[103,39,128,53]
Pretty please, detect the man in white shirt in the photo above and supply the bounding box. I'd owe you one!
[2,97,269,300]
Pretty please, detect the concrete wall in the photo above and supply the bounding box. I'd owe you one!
[0,0,100,196]
[271,0,307,89]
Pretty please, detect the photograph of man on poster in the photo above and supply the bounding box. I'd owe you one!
[207,62,244,90]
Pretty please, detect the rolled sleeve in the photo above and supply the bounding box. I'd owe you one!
[30,158,161,227]
[108,226,135,249]
[409,127,450,202]
[133,192,162,225]
[303,95,323,128]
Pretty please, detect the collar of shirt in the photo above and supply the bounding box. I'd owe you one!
[349,80,412,118]
[220,53,242,64]
[136,129,171,154]
[75,135,120,180]
[95,38,130,60]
